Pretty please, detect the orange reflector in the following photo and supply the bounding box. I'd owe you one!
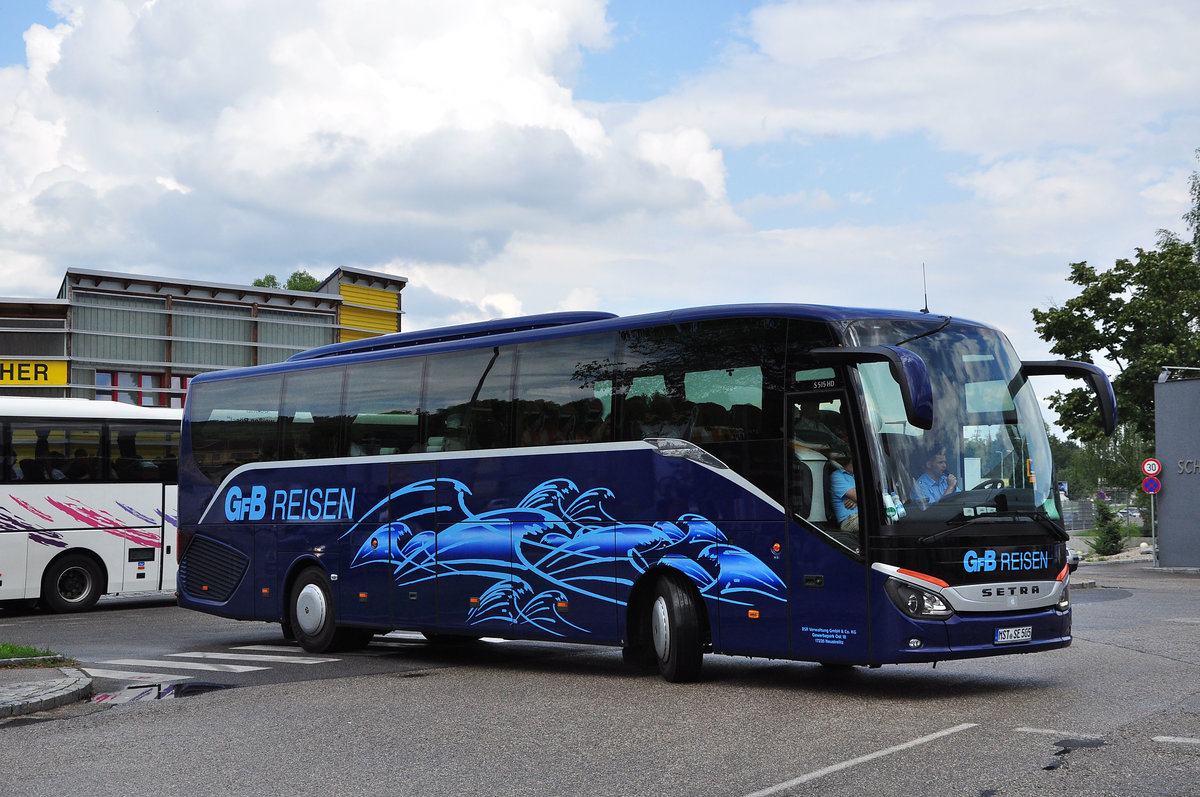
[1056,563,1069,582]
[897,568,950,588]
[748,609,760,619]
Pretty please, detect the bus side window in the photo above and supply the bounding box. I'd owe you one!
[187,374,282,484]
[345,355,425,456]
[9,424,101,483]
[281,367,346,460]
[515,333,616,447]
[423,347,514,452]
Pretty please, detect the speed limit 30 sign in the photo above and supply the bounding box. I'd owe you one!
[1142,458,1162,477]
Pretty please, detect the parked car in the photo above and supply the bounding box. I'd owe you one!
[1117,507,1142,521]
[1066,547,1081,573]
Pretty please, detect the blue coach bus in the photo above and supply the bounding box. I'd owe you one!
[176,304,1114,681]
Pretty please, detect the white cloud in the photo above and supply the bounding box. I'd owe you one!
[2,0,738,293]
[0,0,1194,399]
[624,0,1200,158]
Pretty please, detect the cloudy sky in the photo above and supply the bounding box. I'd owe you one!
[1,0,1197,376]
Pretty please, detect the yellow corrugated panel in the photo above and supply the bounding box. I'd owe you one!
[339,328,375,343]
[341,305,397,333]
[338,282,399,342]
[340,283,398,311]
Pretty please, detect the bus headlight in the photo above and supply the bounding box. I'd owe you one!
[885,578,954,619]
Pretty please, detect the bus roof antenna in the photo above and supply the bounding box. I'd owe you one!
[920,263,930,314]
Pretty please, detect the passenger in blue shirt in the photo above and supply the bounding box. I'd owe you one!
[915,444,959,505]
[829,457,859,531]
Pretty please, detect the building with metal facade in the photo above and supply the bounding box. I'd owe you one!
[0,266,406,406]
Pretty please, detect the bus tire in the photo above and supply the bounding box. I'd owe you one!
[41,553,103,613]
[289,567,338,653]
[649,576,703,683]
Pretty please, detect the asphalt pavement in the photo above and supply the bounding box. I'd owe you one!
[1,556,1194,721]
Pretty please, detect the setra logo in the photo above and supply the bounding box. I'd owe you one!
[963,549,997,573]
[225,485,267,521]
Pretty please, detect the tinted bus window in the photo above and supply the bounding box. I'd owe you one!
[189,374,282,484]
[282,366,345,461]
[112,423,179,483]
[619,318,786,443]
[423,346,513,451]
[8,423,103,483]
[515,333,616,445]
[344,356,425,457]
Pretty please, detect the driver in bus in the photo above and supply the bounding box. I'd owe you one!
[915,443,959,505]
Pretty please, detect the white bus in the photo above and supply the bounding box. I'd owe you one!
[1,397,181,612]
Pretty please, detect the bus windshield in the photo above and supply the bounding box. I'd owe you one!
[843,317,1058,536]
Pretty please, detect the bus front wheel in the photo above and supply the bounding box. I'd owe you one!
[289,567,338,653]
[649,576,702,683]
[42,553,102,613]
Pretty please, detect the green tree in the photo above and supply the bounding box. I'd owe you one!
[1090,501,1125,556]
[1031,234,1199,441]
[1054,425,1150,500]
[1033,153,1200,442]
[1186,147,1200,251]
[251,270,320,291]
[284,270,320,291]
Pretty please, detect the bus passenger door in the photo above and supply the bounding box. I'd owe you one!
[115,483,174,592]
[159,485,179,591]
[785,390,872,664]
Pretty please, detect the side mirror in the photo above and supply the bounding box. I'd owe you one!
[1021,360,1117,436]
[810,345,933,430]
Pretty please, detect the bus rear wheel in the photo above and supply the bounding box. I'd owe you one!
[649,576,703,683]
[42,553,102,613]
[289,567,339,653]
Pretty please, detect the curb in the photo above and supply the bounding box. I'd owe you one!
[0,668,93,719]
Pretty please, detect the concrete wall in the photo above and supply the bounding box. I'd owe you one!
[1153,378,1200,567]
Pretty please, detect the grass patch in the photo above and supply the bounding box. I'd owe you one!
[0,642,74,667]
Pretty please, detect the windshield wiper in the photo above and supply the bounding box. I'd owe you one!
[918,513,1068,545]
[894,315,952,347]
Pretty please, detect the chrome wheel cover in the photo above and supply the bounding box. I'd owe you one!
[651,595,671,660]
[295,583,328,636]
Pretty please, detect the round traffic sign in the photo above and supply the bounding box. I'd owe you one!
[1142,458,1162,477]
[1142,475,1161,494]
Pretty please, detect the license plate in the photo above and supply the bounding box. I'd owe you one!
[995,625,1033,644]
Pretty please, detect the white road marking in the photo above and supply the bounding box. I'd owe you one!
[82,668,193,682]
[231,644,301,652]
[169,651,337,664]
[1015,727,1104,740]
[101,658,267,673]
[742,723,979,796]
[1153,736,1200,745]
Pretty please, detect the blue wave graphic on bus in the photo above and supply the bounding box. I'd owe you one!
[340,477,785,636]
